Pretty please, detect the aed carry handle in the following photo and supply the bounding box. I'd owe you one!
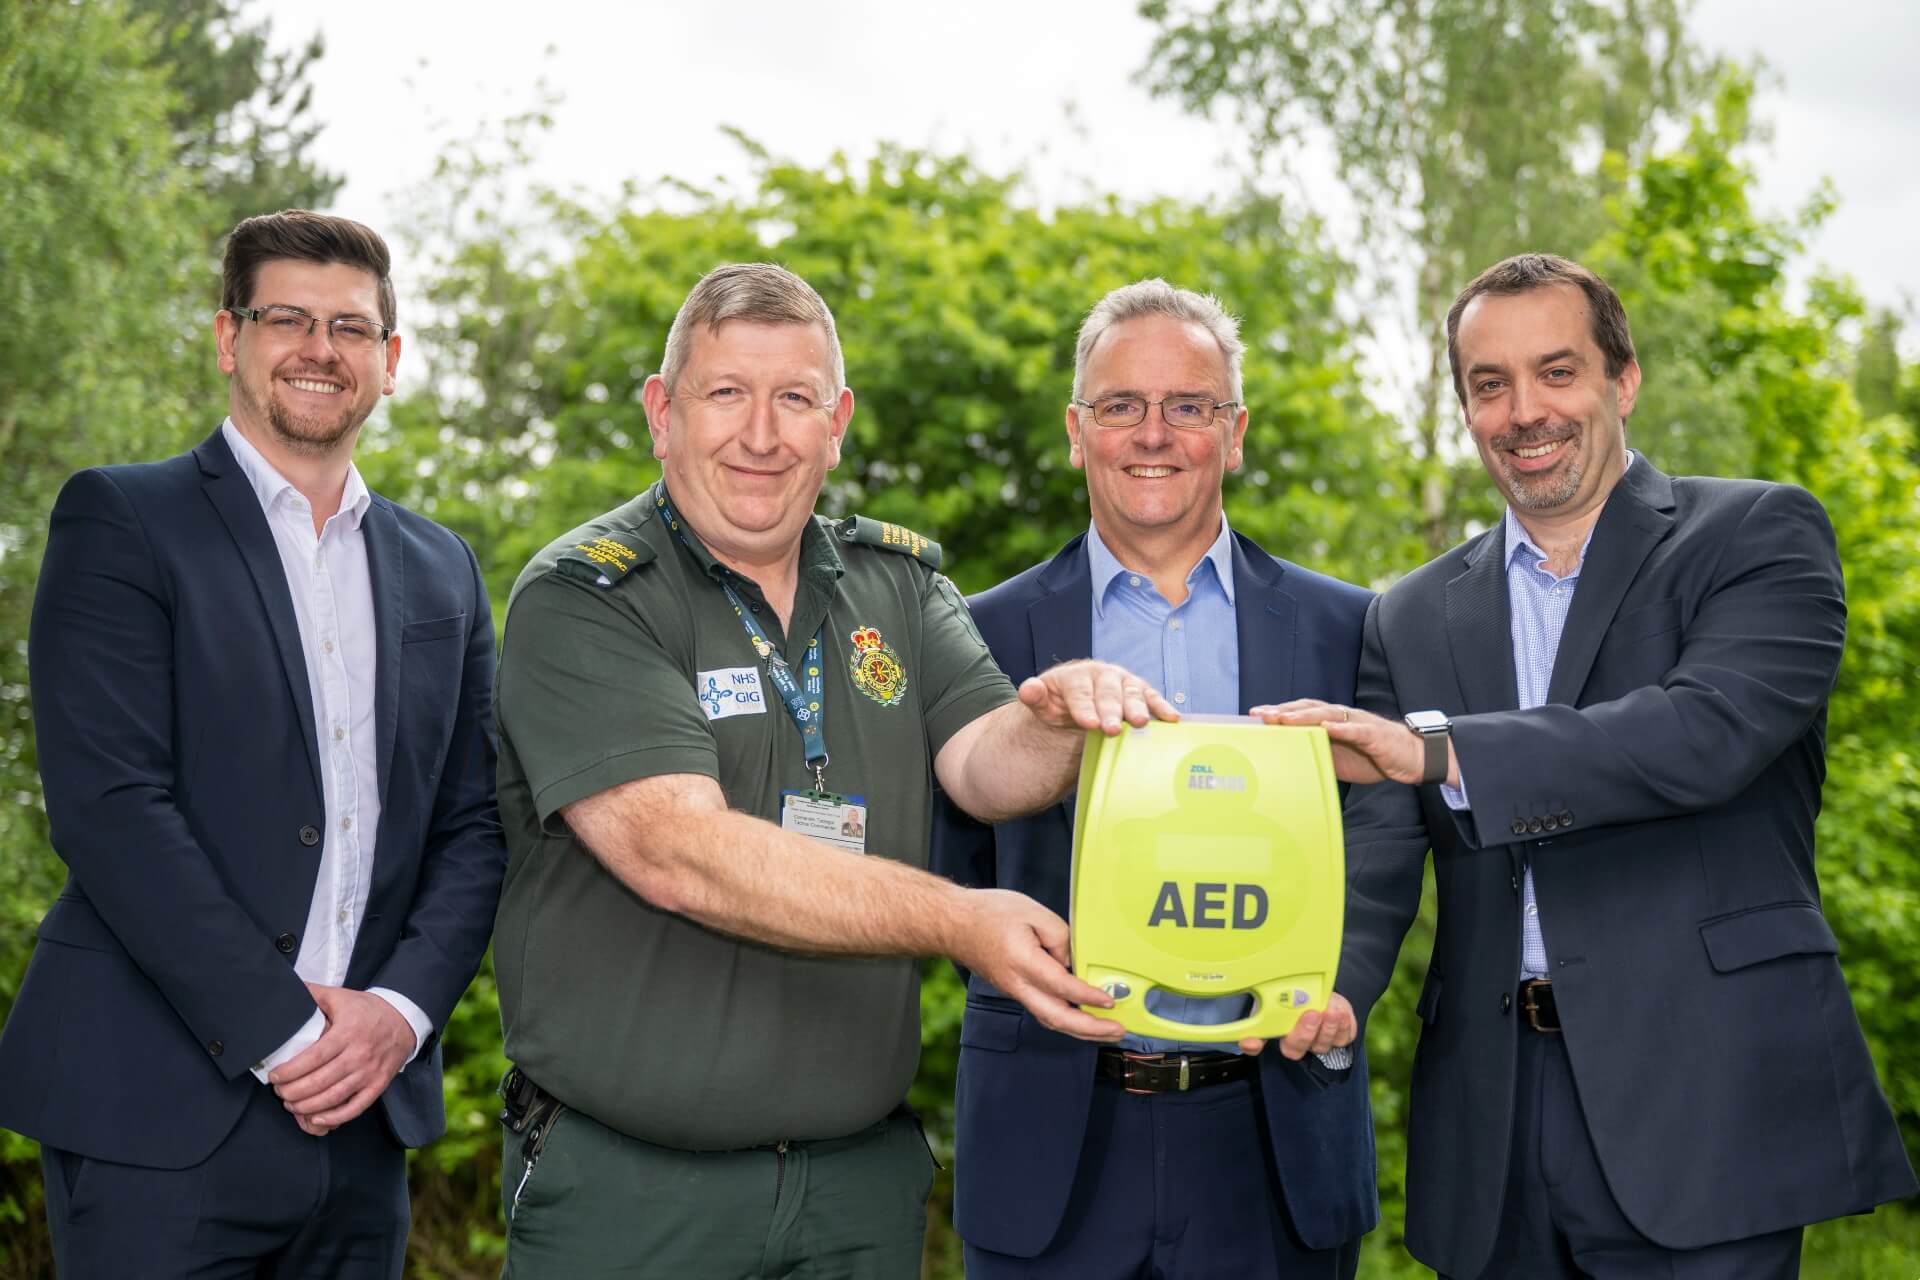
[1078,970,1329,1042]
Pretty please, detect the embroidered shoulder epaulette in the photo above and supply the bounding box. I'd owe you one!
[554,529,655,587]
[834,515,943,571]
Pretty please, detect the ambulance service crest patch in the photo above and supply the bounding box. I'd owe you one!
[849,626,907,707]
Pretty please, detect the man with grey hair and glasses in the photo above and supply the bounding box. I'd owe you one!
[934,278,1378,1278]
[491,262,1179,1276]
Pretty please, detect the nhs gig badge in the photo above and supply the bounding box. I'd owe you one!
[695,667,768,720]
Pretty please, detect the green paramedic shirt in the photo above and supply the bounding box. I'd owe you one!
[493,483,1015,1151]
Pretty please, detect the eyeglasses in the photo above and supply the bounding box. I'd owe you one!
[1071,395,1240,430]
[230,305,392,351]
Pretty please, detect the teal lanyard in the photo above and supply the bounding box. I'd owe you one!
[655,489,829,788]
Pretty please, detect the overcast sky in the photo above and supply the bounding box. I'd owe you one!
[290,0,1920,377]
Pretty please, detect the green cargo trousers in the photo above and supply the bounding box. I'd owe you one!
[501,1102,936,1279]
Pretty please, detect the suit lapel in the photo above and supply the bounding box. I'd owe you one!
[362,497,404,814]
[195,431,322,793]
[1026,539,1093,680]
[1028,539,1093,823]
[1231,534,1296,710]
[1445,525,1520,714]
[1545,460,1676,706]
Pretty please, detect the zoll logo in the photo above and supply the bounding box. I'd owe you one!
[1187,763,1247,792]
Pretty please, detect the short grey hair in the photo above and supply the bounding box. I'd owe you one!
[1072,278,1245,402]
[660,262,845,394]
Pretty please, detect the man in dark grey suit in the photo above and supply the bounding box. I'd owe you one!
[1263,253,1915,1277]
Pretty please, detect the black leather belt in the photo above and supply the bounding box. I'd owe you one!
[1518,979,1561,1033]
[1095,1049,1254,1094]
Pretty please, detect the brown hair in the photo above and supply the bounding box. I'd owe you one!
[660,263,843,394]
[220,209,396,330]
[1445,253,1634,406]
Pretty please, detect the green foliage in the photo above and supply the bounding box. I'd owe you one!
[133,0,343,236]
[0,0,215,1261]
[369,135,1417,598]
[1141,0,1722,547]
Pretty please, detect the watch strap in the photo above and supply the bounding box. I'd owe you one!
[1420,727,1448,785]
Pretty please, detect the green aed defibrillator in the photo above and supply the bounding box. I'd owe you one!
[1069,715,1344,1041]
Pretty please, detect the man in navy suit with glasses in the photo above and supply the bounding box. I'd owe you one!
[936,278,1378,1279]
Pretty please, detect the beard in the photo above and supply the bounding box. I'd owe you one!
[1490,426,1583,511]
[266,394,362,455]
[234,367,368,457]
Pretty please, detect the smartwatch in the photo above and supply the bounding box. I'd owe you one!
[1403,710,1452,785]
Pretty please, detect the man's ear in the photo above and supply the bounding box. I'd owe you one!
[1613,359,1642,420]
[215,308,240,376]
[1065,402,1086,469]
[642,374,672,461]
[380,332,402,396]
[1226,405,1249,473]
[826,386,854,470]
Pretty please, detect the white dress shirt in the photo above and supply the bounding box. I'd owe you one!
[221,422,430,1081]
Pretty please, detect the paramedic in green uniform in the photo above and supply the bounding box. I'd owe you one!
[492,263,1176,1278]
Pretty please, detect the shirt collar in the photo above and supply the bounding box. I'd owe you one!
[221,419,372,531]
[652,480,843,585]
[1085,515,1236,617]
[1502,450,1636,574]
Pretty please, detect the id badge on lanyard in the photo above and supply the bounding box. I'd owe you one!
[656,490,871,850]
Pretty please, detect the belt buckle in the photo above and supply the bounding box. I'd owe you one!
[1519,980,1559,1034]
[1120,1051,1179,1095]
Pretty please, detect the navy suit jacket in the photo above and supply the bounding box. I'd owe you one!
[1337,460,1918,1276]
[0,428,507,1168]
[933,529,1379,1257]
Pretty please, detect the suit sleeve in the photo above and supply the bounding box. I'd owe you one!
[1449,484,1844,843]
[1335,595,1434,1025]
[29,469,314,1078]
[365,534,508,1036]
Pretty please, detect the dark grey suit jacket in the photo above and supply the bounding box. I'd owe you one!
[1338,458,1916,1276]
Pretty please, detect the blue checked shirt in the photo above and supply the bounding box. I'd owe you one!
[1442,456,1635,978]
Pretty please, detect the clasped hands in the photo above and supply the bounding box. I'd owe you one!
[268,983,414,1136]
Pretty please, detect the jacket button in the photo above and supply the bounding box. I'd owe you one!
[298,825,320,847]
[208,1040,224,1057]
[275,933,297,954]
[1501,993,1512,1013]
[1542,815,1559,832]
[1559,810,1574,826]
[1526,817,1544,834]
[1509,818,1528,836]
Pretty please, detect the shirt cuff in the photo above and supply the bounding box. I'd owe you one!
[1314,1045,1354,1071]
[251,1008,325,1083]
[1441,769,1470,811]
[368,987,433,1066]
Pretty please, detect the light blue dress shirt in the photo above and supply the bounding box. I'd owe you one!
[1443,455,1636,979]
[1084,518,1250,1053]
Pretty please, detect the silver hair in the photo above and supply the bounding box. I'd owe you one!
[660,262,845,394]
[1072,278,1245,402]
